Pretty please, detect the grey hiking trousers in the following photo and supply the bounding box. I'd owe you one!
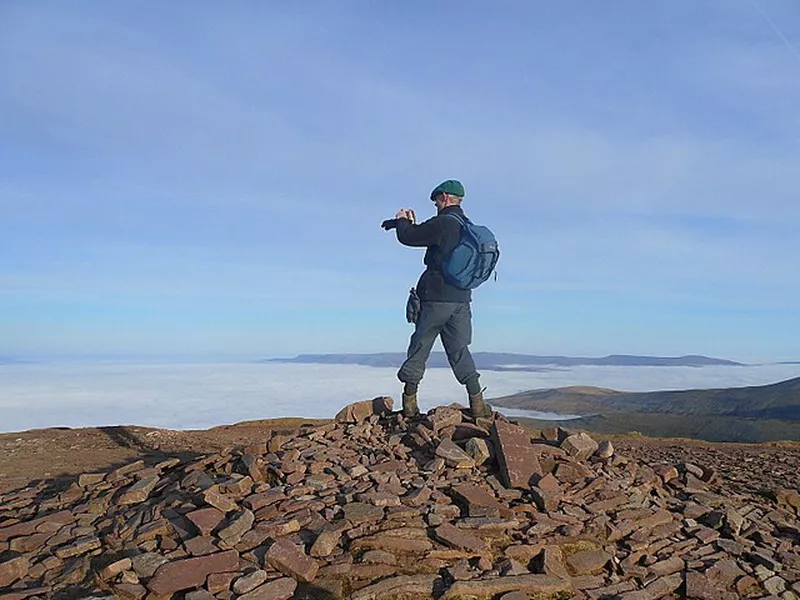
[397,301,481,393]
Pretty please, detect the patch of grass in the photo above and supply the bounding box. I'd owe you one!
[558,539,600,557]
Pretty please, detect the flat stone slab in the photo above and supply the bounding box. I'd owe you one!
[451,484,505,518]
[266,538,319,583]
[357,491,401,507]
[426,406,463,432]
[311,528,343,558]
[342,502,384,525]
[441,574,572,599]
[434,522,488,553]
[0,510,73,542]
[566,549,611,575]
[0,555,29,588]
[131,552,169,579]
[217,508,254,547]
[403,486,432,507]
[233,569,268,594]
[453,422,490,441]
[244,489,287,511]
[491,419,542,488]
[350,574,441,600]
[237,577,297,600]
[186,507,225,536]
[54,535,101,559]
[435,439,475,468]
[147,550,239,596]
[118,475,160,505]
[647,555,684,577]
[350,533,433,554]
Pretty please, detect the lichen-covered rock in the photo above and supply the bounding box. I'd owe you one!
[561,432,599,461]
[595,439,614,458]
[465,437,492,466]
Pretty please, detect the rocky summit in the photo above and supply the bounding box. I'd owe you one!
[1,397,799,600]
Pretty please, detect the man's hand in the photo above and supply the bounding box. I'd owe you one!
[395,209,416,223]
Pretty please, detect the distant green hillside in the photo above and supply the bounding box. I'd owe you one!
[494,377,800,442]
[494,377,800,419]
[513,413,800,444]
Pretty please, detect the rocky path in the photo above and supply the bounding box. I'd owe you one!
[1,399,799,599]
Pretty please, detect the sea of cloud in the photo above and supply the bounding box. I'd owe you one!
[0,362,798,434]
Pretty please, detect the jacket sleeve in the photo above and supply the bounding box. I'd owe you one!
[395,217,442,247]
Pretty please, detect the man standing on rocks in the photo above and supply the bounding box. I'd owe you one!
[384,179,492,420]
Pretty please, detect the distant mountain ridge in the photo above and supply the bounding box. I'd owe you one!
[266,352,742,371]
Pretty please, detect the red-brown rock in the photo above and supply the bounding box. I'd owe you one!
[0,510,73,542]
[265,538,319,583]
[186,507,225,536]
[532,546,568,578]
[451,484,505,518]
[426,406,463,432]
[118,475,159,505]
[0,555,29,588]
[350,574,441,600]
[561,432,599,461]
[566,549,610,575]
[310,528,343,558]
[146,549,239,595]
[491,419,542,488]
[335,397,393,423]
[350,533,433,554]
[434,522,488,553]
[236,576,297,600]
[435,438,475,468]
[442,574,572,599]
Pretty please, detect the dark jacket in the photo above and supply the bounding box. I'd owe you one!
[395,205,472,303]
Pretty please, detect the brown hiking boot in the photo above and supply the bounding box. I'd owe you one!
[402,393,420,418]
[469,390,493,419]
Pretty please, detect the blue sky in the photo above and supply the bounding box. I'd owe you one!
[1,1,799,362]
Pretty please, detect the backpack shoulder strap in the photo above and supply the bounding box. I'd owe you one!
[443,213,468,226]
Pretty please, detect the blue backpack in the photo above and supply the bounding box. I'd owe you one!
[441,213,500,290]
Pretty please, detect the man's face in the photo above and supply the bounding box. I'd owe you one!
[432,194,445,212]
